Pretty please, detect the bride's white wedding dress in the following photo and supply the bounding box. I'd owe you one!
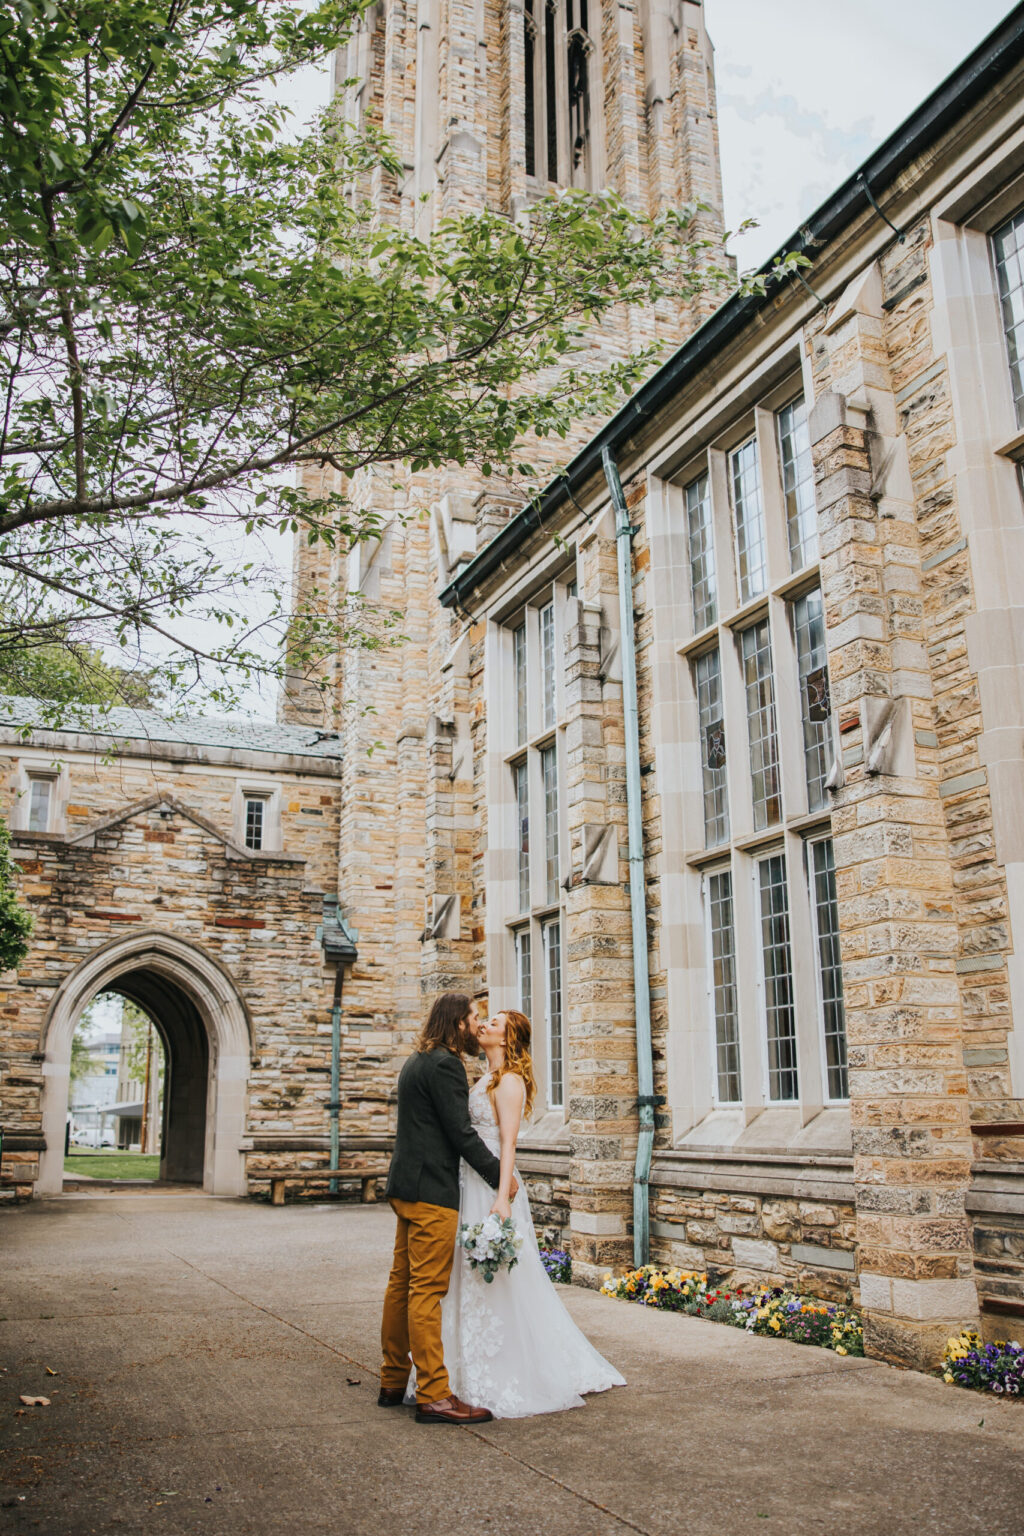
[436,1070,625,1418]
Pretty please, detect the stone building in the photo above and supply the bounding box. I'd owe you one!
[3,0,1024,1379]
[281,0,730,1223]
[280,5,1024,1370]
[0,703,349,1198]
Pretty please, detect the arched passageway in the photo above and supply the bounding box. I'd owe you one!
[39,932,253,1197]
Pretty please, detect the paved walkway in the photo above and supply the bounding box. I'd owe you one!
[2,1194,1022,1536]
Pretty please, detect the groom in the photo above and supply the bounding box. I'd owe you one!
[379,992,514,1425]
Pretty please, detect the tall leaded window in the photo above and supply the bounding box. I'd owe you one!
[777,397,817,569]
[758,853,798,1102]
[676,381,848,1117]
[695,648,728,847]
[686,472,717,630]
[514,622,528,744]
[741,620,781,830]
[810,837,848,1101]
[730,436,767,603]
[544,918,564,1108]
[542,743,560,903]
[993,206,1024,427]
[540,601,556,731]
[502,578,571,1112]
[706,869,741,1103]
[793,588,831,813]
[515,927,532,1018]
[515,760,530,912]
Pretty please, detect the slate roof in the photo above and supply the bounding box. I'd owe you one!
[0,696,342,761]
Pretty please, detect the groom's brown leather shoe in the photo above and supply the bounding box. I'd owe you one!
[415,1394,493,1425]
[377,1387,408,1407]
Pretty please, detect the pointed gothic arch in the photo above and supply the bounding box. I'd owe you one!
[38,931,254,1197]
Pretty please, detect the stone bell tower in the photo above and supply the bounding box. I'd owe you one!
[281,0,727,1133]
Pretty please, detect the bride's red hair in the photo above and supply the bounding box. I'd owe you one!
[487,1009,537,1119]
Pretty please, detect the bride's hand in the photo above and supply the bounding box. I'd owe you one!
[490,1195,512,1221]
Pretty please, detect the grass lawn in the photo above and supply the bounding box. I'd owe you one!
[64,1151,160,1181]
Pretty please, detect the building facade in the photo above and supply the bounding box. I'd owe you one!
[0,704,351,1198]
[432,12,1024,1367]
[3,2,1024,1377]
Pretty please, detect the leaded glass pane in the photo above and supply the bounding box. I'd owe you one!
[516,926,532,1018]
[686,472,717,630]
[28,778,51,833]
[514,760,530,912]
[993,207,1024,428]
[811,838,848,1101]
[540,602,556,730]
[244,797,265,851]
[542,743,559,903]
[730,436,767,603]
[758,854,798,1102]
[695,648,728,847]
[793,588,831,813]
[707,869,741,1102]
[741,620,781,830]
[545,919,564,1108]
[777,397,817,569]
[514,623,528,743]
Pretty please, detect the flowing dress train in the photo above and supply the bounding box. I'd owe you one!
[436,1071,625,1418]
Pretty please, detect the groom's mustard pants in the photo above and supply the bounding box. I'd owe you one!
[381,1198,459,1404]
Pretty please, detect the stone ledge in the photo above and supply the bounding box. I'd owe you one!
[966,1161,1024,1217]
[653,1149,855,1204]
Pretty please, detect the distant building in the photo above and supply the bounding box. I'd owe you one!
[0,704,343,1193]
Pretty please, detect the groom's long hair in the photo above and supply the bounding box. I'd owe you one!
[415,992,472,1056]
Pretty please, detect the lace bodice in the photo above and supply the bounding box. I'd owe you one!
[468,1071,502,1151]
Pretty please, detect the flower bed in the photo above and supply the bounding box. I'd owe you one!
[942,1331,1024,1397]
[539,1247,572,1284]
[600,1266,864,1357]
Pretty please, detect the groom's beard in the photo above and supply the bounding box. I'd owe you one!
[461,1027,483,1057]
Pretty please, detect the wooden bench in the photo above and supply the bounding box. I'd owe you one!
[268,1167,387,1206]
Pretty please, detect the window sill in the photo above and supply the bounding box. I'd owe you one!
[673,1104,852,1160]
[722,592,770,633]
[994,427,1024,462]
[676,622,719,660]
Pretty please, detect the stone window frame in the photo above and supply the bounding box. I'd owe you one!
[486,564,576,1119]
[233,782,281,854]
[651,360,850,1137]
[12,756,66,835]
[932,133,1024,1099]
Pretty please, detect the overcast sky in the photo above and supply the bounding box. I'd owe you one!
[197,0,1020,718]
[712,0,1016,269]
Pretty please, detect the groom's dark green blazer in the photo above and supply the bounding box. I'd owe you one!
[385,1047,502,1210]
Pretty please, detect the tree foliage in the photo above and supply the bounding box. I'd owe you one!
[70,1026,101,1087]
[0,819,33,971]
[0,632,162,706]
[0,0,770,715]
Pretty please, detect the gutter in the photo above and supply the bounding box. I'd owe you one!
[602,447,656,1267]
[439,1,1024,614]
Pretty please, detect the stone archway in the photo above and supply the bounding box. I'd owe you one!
[39,931,253,1197]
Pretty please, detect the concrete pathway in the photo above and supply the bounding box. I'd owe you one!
[1,1194,1022,1536]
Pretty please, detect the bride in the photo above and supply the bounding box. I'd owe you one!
[434,1008,625,1418]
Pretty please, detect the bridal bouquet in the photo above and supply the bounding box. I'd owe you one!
[457,1214,524,1284]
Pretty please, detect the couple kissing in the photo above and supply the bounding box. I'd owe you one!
[379,992,624,1421]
